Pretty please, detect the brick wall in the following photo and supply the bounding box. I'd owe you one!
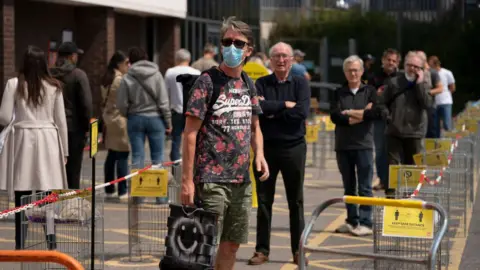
[15,0,76,70]
[75,6,115,118]
[115,13,146,54]
[0,0,15,98]
[156,17,181,74]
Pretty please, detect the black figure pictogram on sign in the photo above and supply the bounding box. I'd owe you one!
[419,211,424,222]
[395,209,400,221]
[157,177,160,185]
[139,177,143,185]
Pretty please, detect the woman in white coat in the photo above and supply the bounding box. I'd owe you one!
[0,46,68,249]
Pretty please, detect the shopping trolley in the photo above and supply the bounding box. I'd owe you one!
[298,196,448,270]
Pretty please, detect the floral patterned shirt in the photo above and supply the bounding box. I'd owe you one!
[185,71,262,183]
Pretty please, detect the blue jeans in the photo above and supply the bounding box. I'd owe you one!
[128,115,166,204]
[336,149,374,228]
[170,110,185,161]
[104,150,129,196]
[435,104,452,137]
[127,115,165,168]
[373,120,388,188]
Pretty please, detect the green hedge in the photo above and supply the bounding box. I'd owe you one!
[269,9,480,114]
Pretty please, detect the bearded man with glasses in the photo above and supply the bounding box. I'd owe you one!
[248,42,310,266]
[382,51,432,170]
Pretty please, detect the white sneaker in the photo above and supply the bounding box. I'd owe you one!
[118,194,129,201]
[351,225,373,236]
[105,193,117,199]
[335,223,354,233]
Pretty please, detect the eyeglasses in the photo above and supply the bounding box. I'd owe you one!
[406,63,423,70]
[346,69,361,74]
[221,38,248,49]
[271,54,292,60]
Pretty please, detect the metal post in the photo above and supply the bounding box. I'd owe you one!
[91,156,95,270]
[348,38,357,55]
[396,11,403,52]
[320,37,328,82]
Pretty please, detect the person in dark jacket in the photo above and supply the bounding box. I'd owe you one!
[330,55,387,237]
[368,48,400,193]
[50,41,93,189]
[248,42,310,266]
[383,51,432,168]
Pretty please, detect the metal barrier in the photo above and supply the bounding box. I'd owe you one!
[20,190,104,270]
[305,115,336,177]
[128,162,182,261]
[0,250,84,270]
[299,196,448,270]
[309,81,340,112]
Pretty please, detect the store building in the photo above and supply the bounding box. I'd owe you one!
[0,0,186,114]
[183,0,261,62]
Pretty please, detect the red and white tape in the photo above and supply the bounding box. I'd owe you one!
[0,160,181,219]
[410,124,465,198]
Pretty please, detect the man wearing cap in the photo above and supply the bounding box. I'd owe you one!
[51,41,93,189]
[291,49,311,81]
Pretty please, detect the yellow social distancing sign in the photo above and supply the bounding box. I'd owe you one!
[424,139,452,152]
[382,205,434,239]
[243,62,269,82]
[324,116,335,131]
[443,130,470,138]
[388,165,426,189]
[130,169,168,197]
[413,151,449,166]
[89,119,98,158]
[456,119,479,133]
[305,124,320,143]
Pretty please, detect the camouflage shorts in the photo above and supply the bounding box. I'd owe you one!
[196,182,252,244]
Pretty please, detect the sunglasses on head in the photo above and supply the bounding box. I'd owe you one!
[221,38,248,49]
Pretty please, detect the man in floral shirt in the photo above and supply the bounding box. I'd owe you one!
[181,16,269,270]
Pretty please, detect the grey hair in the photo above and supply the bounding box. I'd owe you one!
[343,55,364,71]
[268,42,293,57]
[175,49,191,63]
[220,16,254,46]
[405,51,425,66]
[416,51,427,62]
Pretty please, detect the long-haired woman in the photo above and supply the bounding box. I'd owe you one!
[0,45,68,249]
[101,51,130,200]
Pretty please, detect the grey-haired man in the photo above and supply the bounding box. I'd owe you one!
[164,49,200,161]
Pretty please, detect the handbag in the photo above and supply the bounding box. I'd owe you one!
[159,204,218,270]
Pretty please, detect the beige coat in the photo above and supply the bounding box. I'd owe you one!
[102,70,129,152]
[0,78,68,199]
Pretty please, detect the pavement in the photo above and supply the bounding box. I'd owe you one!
[0,140,477,269]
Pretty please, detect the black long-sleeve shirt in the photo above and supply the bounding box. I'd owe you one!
[255,73,311,147]
[330,84,387,151]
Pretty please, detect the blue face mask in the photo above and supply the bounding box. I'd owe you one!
[222,45,244,68]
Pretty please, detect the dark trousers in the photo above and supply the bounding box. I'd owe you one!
[66,132,86,189]
[255,142,306,256]
[387,135,423,166]
[170,111,185,161]
[426,108,439,138]
[386,136,423,191]
[373,120,388,187]
[15,191,56,250]
[104,150,129,195]
[336,150,374,228]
